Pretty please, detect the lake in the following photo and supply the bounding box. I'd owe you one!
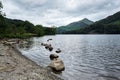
[18,35,120,80]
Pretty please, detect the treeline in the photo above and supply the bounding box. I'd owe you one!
[58,11,120,34]
[0,17,56,38]
[0,1,56,38]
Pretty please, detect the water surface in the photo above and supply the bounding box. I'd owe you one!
[18,35,120,80]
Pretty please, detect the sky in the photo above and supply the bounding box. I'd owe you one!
[1,0,120,27]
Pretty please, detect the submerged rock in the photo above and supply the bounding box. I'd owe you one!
[47,39,53,42]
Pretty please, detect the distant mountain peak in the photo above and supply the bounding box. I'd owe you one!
[68,18,93,26]
[57,18,94,33]
[82,18,89,21]
[80,18,94,25]
[57,11,120,34]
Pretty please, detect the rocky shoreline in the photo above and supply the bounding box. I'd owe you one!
[0,40,63,80]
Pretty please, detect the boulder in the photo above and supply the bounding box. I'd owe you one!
[55,48,61,53]
[45,44,52,50]
[48,58,65,72]
[41,43,44,46]
[49,54,59,60]
[48,46,53,51]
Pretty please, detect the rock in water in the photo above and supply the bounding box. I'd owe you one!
[49,54,59,60]
[41,43,44,46]
[44,44,53,51]
[47,39,53,42]
[48,54,65,72]
[48,58,65,72]
[49,47,53,51]
[55,48,61,53]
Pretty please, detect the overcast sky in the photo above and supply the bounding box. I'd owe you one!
[1,0,120,27]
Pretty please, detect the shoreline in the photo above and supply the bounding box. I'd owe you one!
[0,40,63,80]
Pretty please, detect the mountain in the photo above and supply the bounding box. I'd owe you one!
[96,11,120,25]
[57,18,94,34]
[58,11,120,34]
[83,11,120,34]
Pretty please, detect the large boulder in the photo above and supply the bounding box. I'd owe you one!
[48,58,65,72]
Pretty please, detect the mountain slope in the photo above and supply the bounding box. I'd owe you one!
[57,18,94,34]
[66,11,120,34]
[86,11,120,34]
[96,11,120,24]
[58,11,120,34]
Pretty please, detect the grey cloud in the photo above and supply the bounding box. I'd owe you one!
[1,0,120,26]
[65,0,119,16]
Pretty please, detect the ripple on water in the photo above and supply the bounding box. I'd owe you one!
[18,35,120,80]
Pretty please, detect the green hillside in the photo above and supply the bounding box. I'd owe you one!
[85,11,120,34]
[57,18,94,34]
[0,1,56,38]
[62,11,120,34]
[0,17,56,38]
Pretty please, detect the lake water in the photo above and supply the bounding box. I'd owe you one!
[18,35,120,80]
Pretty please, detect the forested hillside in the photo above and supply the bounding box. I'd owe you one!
[0,1,56,38]
[61,11,120,34]
[57,18,93,34]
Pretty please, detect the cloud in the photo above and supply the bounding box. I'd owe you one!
[1,0,120,26]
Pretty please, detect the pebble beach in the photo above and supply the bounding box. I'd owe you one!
[0,40,63,80]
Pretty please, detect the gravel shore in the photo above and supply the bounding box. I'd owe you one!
[0,41,63,80]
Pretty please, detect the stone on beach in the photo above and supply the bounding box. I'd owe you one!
[2,41,16,45]
[0,40,63,80]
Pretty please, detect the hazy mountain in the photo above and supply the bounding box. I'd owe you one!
[57,18,94,34]
[85,11,120,34]
[63,11,120,34]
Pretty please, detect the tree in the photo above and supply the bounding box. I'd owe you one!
[0,1,3,16]
[44,27,56,35]
[33,25,44,36]
[23,21,34,33]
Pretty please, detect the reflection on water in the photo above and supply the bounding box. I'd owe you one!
[18,35,120,80]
